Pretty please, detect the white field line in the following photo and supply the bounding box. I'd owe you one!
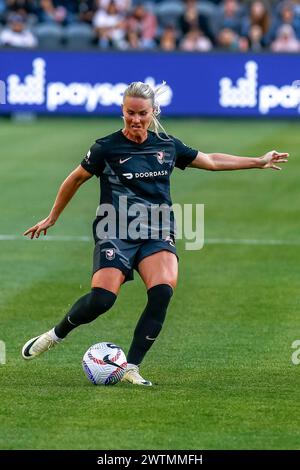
[0,235,299,246]
[0,235,91,242]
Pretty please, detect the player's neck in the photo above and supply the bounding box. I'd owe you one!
[122,128,148,144]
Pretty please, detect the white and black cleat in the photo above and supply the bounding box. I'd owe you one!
[22,330,60,360]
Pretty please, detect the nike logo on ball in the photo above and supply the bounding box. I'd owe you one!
[119,157,132,164]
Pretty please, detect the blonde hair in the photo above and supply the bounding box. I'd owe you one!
[123,81,170,140]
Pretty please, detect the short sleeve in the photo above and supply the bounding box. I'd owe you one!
[172,136,198,170]
[81,142,105,177]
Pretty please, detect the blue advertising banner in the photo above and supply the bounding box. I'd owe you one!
[0,51,299,117]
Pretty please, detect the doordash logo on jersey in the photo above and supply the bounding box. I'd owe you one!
[123,170,168,180]
[5,58,173,112]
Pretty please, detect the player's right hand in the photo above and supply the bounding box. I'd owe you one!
[23,217,55,239]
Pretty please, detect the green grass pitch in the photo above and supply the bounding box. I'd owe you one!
[1,117,300,450]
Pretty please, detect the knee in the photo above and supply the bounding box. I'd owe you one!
[167,277,177,289]
[147,277,177,290]
[147,284,174,308]
[88,287,117,313]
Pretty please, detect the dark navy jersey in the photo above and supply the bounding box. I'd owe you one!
[81,129,198,240]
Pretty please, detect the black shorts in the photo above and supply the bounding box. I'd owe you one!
[92,237,178,283]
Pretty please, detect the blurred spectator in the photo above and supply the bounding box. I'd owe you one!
[180,26,213,51]
[39,0,78,24]
[125,28,140,49]
[216,0,242,34]
[275,1,300,38]
[78,0,96,24]
[4,0,39,25]
[241,1,271,46]
[217,27,239,49]
[96,0,131,14]
[238,35,250,51]
[40,0,66,23]
[0,12,37,47]
[179,0,214,43]
[248,23,264,50]
[93,0,126,49]
[127,3,157,49]
[271,22,300,50]
[159,24,177,50]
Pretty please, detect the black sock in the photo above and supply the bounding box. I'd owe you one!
[54,287,117,339]
[127,284,173,365]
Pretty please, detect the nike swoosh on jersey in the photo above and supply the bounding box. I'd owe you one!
[119,157,132,164]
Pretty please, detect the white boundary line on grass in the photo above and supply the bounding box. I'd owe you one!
[0,234,299,246]
[0,235,91,242]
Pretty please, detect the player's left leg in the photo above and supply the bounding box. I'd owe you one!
[122,251,178,386]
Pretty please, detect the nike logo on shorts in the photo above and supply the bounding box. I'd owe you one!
[119,157,132,164]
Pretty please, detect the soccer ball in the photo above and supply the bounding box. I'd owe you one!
[82,342,127,386]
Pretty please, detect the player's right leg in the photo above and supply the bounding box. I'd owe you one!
[21,268,125,360]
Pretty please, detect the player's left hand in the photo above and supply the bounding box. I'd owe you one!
[259,150,289,170]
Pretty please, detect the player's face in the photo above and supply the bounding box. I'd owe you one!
[122,97,153,138]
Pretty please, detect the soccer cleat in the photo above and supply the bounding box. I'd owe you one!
[22,330,61,360]
[121,365,152,386]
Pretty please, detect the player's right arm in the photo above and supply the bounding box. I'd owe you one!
[24,165,93,239]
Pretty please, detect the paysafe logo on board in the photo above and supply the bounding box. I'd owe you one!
[2,58,172,112]
[219,60,300,114]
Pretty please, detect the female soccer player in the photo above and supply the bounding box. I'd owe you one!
[21,81,289,386]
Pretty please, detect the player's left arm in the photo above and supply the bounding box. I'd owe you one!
[189,150,289,171]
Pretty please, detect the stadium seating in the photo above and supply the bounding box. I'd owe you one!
[65,23,95,49]
[33,23,64,49]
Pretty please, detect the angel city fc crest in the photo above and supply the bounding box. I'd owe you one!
[105,248,115,260]
[156,151,165,164]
